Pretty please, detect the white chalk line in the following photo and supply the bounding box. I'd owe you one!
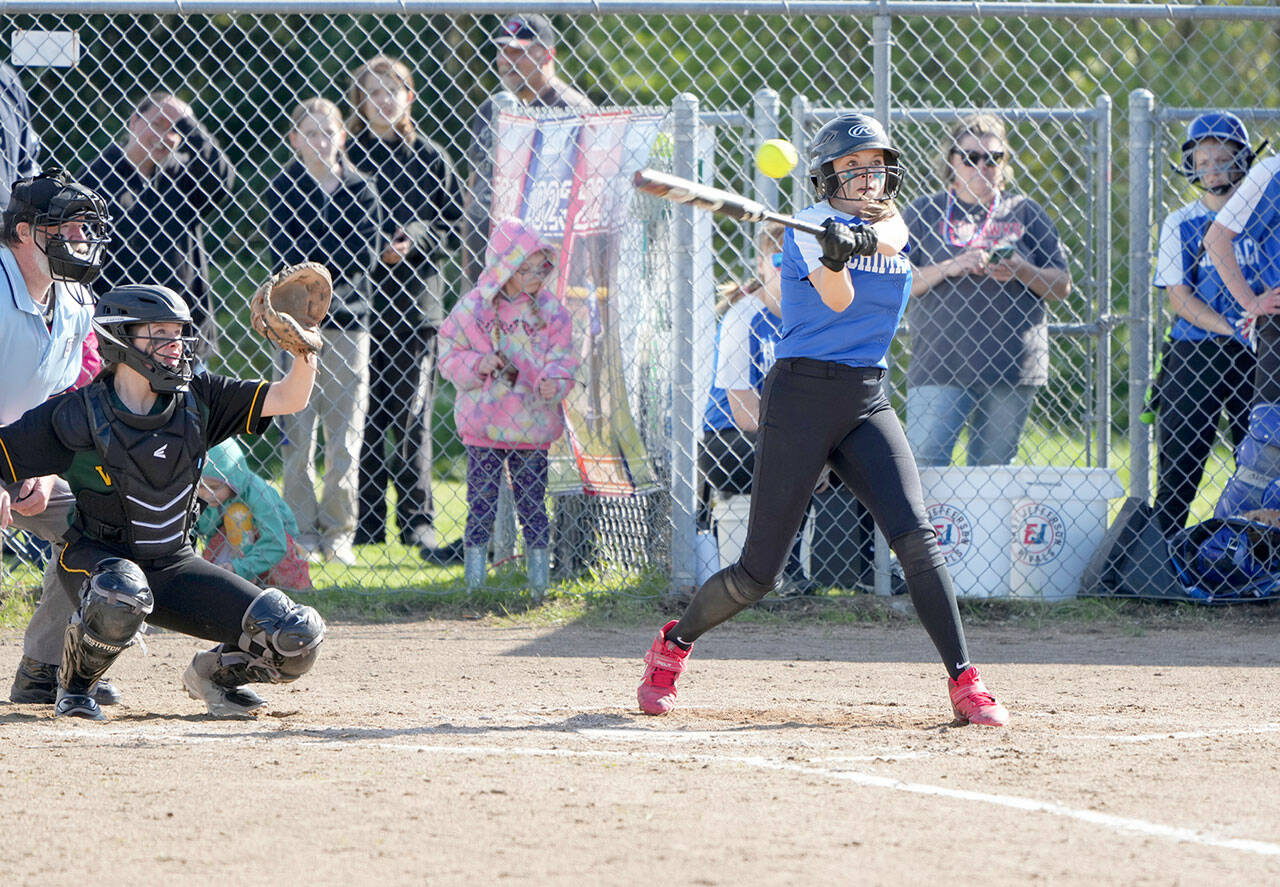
[15,720,1280,859]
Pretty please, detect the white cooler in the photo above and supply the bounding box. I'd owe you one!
[919,466,1124,600]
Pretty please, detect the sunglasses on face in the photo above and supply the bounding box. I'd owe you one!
[515,259,555,277]
[951,149,1006,168]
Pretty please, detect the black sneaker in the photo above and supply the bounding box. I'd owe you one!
[420,537,465,565]
[54,687,106,721]
[10,656,122,706]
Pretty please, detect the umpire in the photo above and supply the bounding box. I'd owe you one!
[0,169,118,705]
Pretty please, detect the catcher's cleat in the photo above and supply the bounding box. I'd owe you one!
[948,667,1009,727]
[637,619,691,715]
[54,687,106,721]
[183,655,268,719]
[10,656,121,706]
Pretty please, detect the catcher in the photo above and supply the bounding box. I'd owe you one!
[0,271,328,721]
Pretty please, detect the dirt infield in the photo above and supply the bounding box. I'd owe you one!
[2,617,1279,886]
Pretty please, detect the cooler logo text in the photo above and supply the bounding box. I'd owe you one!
[928,503,971,565]
[1013,502,1066,566]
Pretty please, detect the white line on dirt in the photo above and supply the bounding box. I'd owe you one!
[21,722,1280,858]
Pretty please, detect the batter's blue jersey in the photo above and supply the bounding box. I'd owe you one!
[776,202,912,368]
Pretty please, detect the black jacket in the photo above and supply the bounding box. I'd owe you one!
[267,160,384,330]
[81,117,235,335]
[347,131,463,326]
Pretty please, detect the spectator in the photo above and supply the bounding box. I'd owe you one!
[79,92,235,359]
[1151,113,1263,534]
[196,438,313,592]
[0,61,42,208]
[345,55,464,553]
[902,114,1072,467]
[267,97,383,567]
[438,218,578,596]
[1,169,118,707]
[463,14,594,284]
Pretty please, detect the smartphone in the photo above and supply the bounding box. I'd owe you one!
[989,243,1017,261]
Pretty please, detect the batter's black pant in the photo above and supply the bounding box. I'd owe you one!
[1153,336,1254,533]
[738,359,932,586]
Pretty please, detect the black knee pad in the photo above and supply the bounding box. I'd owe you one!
[62,558,154,692]
[220,588,326,685]
[891,528,946,578]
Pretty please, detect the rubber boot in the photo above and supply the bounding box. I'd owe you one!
[528,548,550,602]
[464,546,487,590]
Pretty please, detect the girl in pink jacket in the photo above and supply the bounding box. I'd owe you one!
[438,218,578,594]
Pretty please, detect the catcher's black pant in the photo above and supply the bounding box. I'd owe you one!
[1153,336,1254,534]
[357,322,437,545]
[58,540,263,646]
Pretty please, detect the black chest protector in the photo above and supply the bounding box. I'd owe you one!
[68,381,206,558]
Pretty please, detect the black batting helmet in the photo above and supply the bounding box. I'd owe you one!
[3,166,112,284]
[94,284,197,393]
[808,113,903,202]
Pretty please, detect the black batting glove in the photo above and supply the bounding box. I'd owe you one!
[817,218,856,271]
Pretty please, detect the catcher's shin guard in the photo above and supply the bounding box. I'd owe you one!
[60,558,154,696]
[210,588,325,688]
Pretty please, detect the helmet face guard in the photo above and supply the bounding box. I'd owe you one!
[4,168,112,284]
[93,285,197,393]
[808,113,904,202]
[1179,112,1260,195]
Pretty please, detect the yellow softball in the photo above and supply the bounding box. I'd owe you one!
[756,139,799,179]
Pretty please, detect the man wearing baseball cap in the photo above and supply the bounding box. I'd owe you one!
[462,14,595,285]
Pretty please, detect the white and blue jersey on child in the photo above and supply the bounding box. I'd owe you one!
[703,296,784,431]
[776,203,912,367]
[1155,197,1262,342]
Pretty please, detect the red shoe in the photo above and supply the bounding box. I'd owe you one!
[637,620,691,715]
[947,667,1009,727]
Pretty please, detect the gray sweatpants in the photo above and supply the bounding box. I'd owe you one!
[7,478,76,665]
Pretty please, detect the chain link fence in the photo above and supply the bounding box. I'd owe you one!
[3,3,1280,599]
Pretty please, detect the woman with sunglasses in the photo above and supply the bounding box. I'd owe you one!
[638,113,1009,727]
[902,114,1072,468]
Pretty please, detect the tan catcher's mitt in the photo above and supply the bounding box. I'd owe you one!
[250,262,333,356]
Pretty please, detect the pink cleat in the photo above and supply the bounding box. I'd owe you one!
[637,619,691,715]
[947,667,1009,727]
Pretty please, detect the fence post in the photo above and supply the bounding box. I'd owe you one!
[489,89,521,567]
[1093,94,1113,468]
[752,87,780,209]
[789,94,812,211]
[872,13,892,127]
[670,93,700,595]
[1128,88,1155,503]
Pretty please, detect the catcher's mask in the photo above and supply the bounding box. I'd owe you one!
[808,113,904,203]
[1177,112,1265,196]
[94,284,197,393]
[3,166,112,285]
